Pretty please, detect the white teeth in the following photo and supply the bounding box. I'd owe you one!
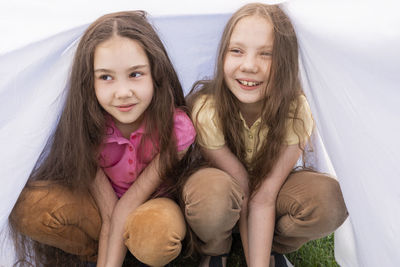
[238,80,260,86]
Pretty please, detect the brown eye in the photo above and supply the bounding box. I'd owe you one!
[230,48,242,54]
[100,75,112,81]
[130,72,143,78]
[261,51,272,57]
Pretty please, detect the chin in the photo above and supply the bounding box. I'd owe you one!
[237,96,262,104]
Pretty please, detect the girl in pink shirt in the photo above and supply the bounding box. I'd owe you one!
[10,11,196,267]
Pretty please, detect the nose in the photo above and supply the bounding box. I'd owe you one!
[114,79,134,98]
[240,54,258,73]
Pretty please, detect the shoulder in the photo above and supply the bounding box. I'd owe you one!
[174,108,192,125]
[288,95,313,125]
[191,94,225,149]
[290,95,311,114]
[173,108,196,151]
[285,95,314,145]
[191,94,217,123]
[297,95,311,112]
[297,95,312,123]
[173,108,195,133]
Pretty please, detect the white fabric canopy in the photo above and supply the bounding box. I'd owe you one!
[285,2,400,266]
[1,1,399,266]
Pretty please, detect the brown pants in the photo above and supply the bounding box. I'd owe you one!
[10,181,185,267]
[181,168,348,255]
[10,168,347,265]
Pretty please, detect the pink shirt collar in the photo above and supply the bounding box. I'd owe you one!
[104,115,146,144]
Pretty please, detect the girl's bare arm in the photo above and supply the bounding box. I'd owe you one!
[201,145,250,262]
[247,144,302,267]
[89,169,118,267]
[103,153,163,267]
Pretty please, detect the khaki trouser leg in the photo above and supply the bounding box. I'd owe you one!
[183,168,244,256]
[272,171,348,254]
[10,181,101,260]
[123,197,186,267]
[11,182,186,266]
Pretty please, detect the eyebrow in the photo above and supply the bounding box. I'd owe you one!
[229,42,273,49]
[94,64,149,73]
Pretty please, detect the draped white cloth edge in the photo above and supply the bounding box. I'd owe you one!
[1,1,400,266]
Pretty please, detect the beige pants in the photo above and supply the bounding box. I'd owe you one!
[181,168,348,255]
[10,168,347,265]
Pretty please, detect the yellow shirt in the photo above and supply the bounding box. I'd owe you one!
[192,94,314,163]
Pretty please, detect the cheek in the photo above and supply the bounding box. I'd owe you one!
[223,57,233,77]
[140,83,154,104]
[263,60,272,77]
[94,87,110,106]
[94,87,101,103]
[223,60,237,87]
[94,82,102,100]
[145,90,154,103]
[146,79,154,100]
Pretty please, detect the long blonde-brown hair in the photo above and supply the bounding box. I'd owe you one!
[189,3,310,195]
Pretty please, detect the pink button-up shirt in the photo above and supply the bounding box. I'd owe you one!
[99,109,196,198]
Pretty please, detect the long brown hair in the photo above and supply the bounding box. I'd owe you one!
[29,10,185,190]
[189,3,311,195]
[9,11,187,266]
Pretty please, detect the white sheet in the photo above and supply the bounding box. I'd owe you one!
[1,1,400,266]
[284,1,400,266]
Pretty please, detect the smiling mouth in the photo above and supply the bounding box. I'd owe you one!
[117,104,135,108]
[237,79,262,87]
[116,104,135,112]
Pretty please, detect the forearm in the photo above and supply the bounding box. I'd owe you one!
[248,202,275,267]
[105,187,152,266]
[96,220,111,267]
[202,146,250,197]
[103,203,132,267]
[89,169,118,266]
[105,155,162,266]
[239,197,249,264]
[246,144,302,266]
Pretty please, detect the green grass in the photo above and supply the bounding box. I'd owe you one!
[286,234,338,267]
[123,233,338,266]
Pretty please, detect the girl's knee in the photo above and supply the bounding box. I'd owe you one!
[183,168,243,212]
[303,174,347,221]
[11,184,59,235]
[183,168,242,236]
[278,172,348,232]
[124,198,185,266]
[314,177,348,230]
[10,183,101,252]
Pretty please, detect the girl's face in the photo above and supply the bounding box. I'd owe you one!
[224,15,274,108]
[94,36,154,135]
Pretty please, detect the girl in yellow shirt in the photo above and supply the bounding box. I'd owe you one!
[188,3,348,267]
